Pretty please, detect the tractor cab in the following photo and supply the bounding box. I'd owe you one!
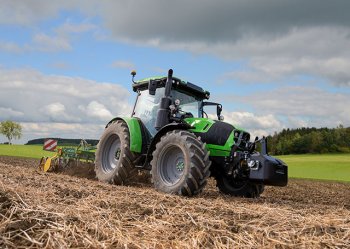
[131,71,222,136]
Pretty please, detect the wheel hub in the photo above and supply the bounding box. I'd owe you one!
[158,145,185,185]
[176,160,184,171]
[101,134,121,173]
[115,148,121,160]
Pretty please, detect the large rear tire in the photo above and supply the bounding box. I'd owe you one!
[151,130,211,196]
[95,121,137,185]
[215,174,264,198]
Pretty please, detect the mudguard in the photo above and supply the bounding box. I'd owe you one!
[106,117,142,153]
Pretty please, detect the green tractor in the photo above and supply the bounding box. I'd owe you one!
[95,69,287,197]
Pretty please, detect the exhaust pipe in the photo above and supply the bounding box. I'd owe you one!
[155,69,173,130]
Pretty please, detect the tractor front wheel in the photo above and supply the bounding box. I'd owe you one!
[95,121,137,185]
[151,130,211,196]
[215,174,264,198]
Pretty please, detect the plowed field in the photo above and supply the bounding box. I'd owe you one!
[0,156,349,248]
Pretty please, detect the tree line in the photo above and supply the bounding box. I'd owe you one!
[267,125,350,155]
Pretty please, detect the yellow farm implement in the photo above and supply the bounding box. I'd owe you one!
[39,140,96,172]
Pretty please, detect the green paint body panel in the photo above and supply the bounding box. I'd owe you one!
[206,133,235,157]
[184,117,215,132]
[184,118,235,157]
[123,117,142,153]
[110,117,142,153]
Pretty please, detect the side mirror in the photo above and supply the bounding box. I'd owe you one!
[148,80,157,95]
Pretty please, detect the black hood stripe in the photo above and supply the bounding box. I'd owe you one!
[194,121,233,146]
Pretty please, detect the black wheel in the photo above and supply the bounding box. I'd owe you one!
[95,121,137,185]
[151,130,211,196]
[215,174,264,198]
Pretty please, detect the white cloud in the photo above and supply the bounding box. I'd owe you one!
[30,20,97,52]
[55,21,96,35]
[225,112,282,130]
[79,101,113,121]
[221,86,350,131]
[32,33,72,52]
[244,86,350,119]
[0,1,80,26]
[93,3,350,88]
[2,1,350,88]
[0,41,22,53]
[144,26,350,87]
[222,56,350,87]
[1,19,97,53]
[223,111,284,137]
[42,102,66,115]
[0,107,24,118]
[40,102,80,122]
[50,61,72,70]
[0,68,132,125]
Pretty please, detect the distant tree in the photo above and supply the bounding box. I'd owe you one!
[0,120,22,144]
[268,125,350,155]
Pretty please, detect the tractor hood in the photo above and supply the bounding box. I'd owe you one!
[184,118,250,157]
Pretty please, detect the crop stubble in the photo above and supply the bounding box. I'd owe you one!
[0,156,349,248]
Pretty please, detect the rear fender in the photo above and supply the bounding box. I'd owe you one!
[106,117,142,153]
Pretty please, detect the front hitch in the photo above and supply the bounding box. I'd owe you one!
[226,136,288,187]
[248,137,288,186]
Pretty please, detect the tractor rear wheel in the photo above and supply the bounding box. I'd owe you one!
[151,130,211,196]
[95,121,137,185]
[215,174,264,198]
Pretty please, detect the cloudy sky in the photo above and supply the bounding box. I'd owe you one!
[1,0,350,144]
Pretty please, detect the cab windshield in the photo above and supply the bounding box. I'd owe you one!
[170,89,201,118]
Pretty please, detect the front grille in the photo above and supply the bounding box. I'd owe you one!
[234,131,250,150]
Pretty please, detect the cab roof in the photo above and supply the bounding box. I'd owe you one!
[132,76,210,100]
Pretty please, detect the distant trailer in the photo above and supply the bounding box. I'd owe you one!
[43,139,57,151]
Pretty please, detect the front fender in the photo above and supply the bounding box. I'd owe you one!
[106,117,142,153]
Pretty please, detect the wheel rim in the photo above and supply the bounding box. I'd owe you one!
[158,145,185,185]
[102,134,121,173]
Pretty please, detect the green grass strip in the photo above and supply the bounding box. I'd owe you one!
[0,144,55,159]
[277,154,350,182]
